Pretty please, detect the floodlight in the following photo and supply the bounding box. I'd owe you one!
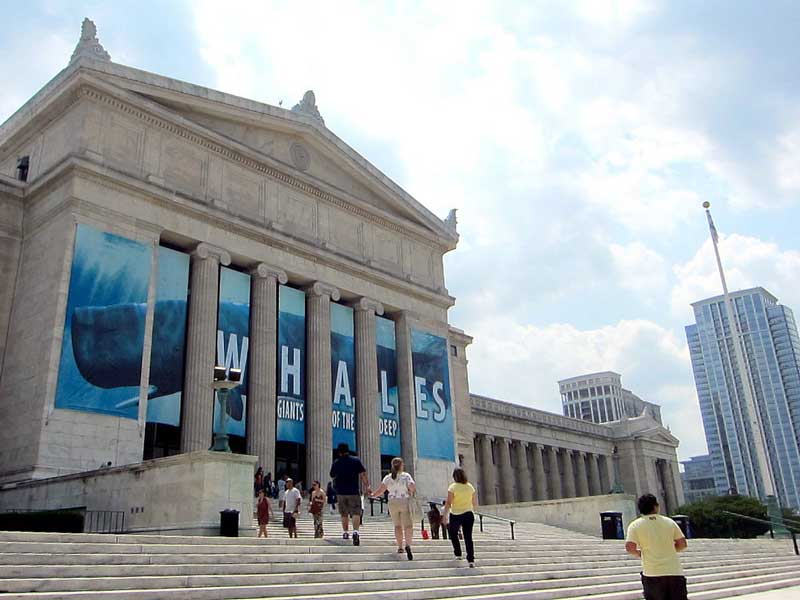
[228,368,242,383]
[213,365,227,381]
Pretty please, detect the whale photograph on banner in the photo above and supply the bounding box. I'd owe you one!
[331,303,356,451]
[411,329,454,461]
[277,285,305,443]
[146,246,189,427]
[213,267,251,438]
[55,224,153,418]
[376,316,400,456]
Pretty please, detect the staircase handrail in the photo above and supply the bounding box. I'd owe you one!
[475,511,516,540]
[721,510,798,555]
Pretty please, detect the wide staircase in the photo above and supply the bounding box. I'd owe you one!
[0,501,798,599]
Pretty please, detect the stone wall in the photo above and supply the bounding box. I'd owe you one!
[0,451,256,535]
[479,494,638,538]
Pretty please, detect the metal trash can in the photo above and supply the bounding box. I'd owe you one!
[600,511,624,540]
[219,509,239,537]
[672,514,692,539]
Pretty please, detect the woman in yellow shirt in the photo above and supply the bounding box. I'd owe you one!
[442,468,478,567]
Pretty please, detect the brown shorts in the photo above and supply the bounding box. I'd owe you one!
[337,494,362,517]
[388,497,412,528]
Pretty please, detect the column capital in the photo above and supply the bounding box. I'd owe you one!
[482,433,495,443]
[251,262,288,283]
[192,242,231,266]
[305,281,340,301]
[351,297,384,316]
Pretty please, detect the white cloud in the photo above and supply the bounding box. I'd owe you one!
[609,241,668,298]
[671,234,800,322]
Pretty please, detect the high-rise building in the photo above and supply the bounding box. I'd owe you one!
[559,371,662,425]
[680,454,717,504]
[686,287,800,509]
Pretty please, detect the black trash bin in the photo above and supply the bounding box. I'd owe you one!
[672,514,692,539]
[219,509,240,537]
[600,511,624,540]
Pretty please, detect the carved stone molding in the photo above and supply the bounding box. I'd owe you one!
[305,281,340,301]
[351,297,384,316]
[192,242,231,266]
[250,262,288,284]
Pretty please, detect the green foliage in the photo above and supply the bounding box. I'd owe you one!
[0,510,84,533]
[675,495,769,539]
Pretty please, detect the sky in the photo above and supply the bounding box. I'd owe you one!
[3,1,800,462]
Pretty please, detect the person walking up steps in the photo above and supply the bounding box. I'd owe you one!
[442,467,477,567]
[256,489,272,538]
[326,481,337,514]
[625,493,688,600]
[281,478,302,539]
[371,457,416,560]
[308,480,326,538]
[329,443,371,546]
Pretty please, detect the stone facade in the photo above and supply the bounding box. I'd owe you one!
[0,22,684,509]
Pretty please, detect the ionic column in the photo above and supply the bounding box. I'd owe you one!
[576,451,590,497]
[497,437,514,503]
[547,446,561,500]
[605,454,616,493]
[588,453,602,496]
[562,449,577,498]
[246,263,287,473]
[305,282,340,486]
[180,243,231,453]
[515,441,533,502]
[479,434,497,504]
[395,311,416,475]
[353,297,384,491]
[532,444,547,501]
[662,460,679,514]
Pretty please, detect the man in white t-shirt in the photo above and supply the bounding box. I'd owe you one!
[625,493,688,600]
[281,478,302,538]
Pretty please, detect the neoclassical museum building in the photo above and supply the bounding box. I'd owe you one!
[0,21,683,529]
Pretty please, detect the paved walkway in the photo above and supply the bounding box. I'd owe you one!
[734,586,800,599]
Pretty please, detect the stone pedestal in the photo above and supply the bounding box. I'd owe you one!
[246,264,287,474]
[353,297,384,490]
[181,243,231,453]
[305,282,339,486]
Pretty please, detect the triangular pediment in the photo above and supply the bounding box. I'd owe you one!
[76,61,456,246]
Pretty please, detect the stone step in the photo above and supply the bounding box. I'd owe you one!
[1,565,796,600]
[1,557,796,594]
[1,552,790,579]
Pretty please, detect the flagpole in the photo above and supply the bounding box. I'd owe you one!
[702,202,778,504]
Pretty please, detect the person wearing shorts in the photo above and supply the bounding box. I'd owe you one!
[626,493,688,600]
[371,456,416,560]
[329,443,371,546]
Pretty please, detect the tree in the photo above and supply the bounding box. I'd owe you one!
[675,495,769,538]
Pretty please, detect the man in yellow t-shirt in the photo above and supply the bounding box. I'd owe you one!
[625,493,688,600]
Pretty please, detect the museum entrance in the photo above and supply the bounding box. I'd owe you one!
[276,441,306,485]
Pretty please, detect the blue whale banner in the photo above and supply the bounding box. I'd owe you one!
[377,316,400,456]
[55,224,153,418]
[277,285,305,443]
[411,329,455,461]
[146,246,189,426]
[331,303,356,451]
[214,267,251,439]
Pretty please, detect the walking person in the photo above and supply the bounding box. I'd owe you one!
[256,488,272,538]
[442,467,477,567]
[308,480,327,538]
[281,478,302,538]
[371,457,416,560]
[254,466,264,497]
[330,443,372,546]
[277,474,287,505]
[625,493,688,600]
[326,481,337,514]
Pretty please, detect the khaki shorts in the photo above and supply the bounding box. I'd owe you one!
[388,497,413,528]
[338,494,362,517]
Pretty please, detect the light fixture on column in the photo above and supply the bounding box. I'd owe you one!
[211,366,242,452]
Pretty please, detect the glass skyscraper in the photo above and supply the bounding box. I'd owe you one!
[686,287,800,509]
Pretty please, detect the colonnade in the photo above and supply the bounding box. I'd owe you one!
[474,433,616,505]
[178,242,393,489]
